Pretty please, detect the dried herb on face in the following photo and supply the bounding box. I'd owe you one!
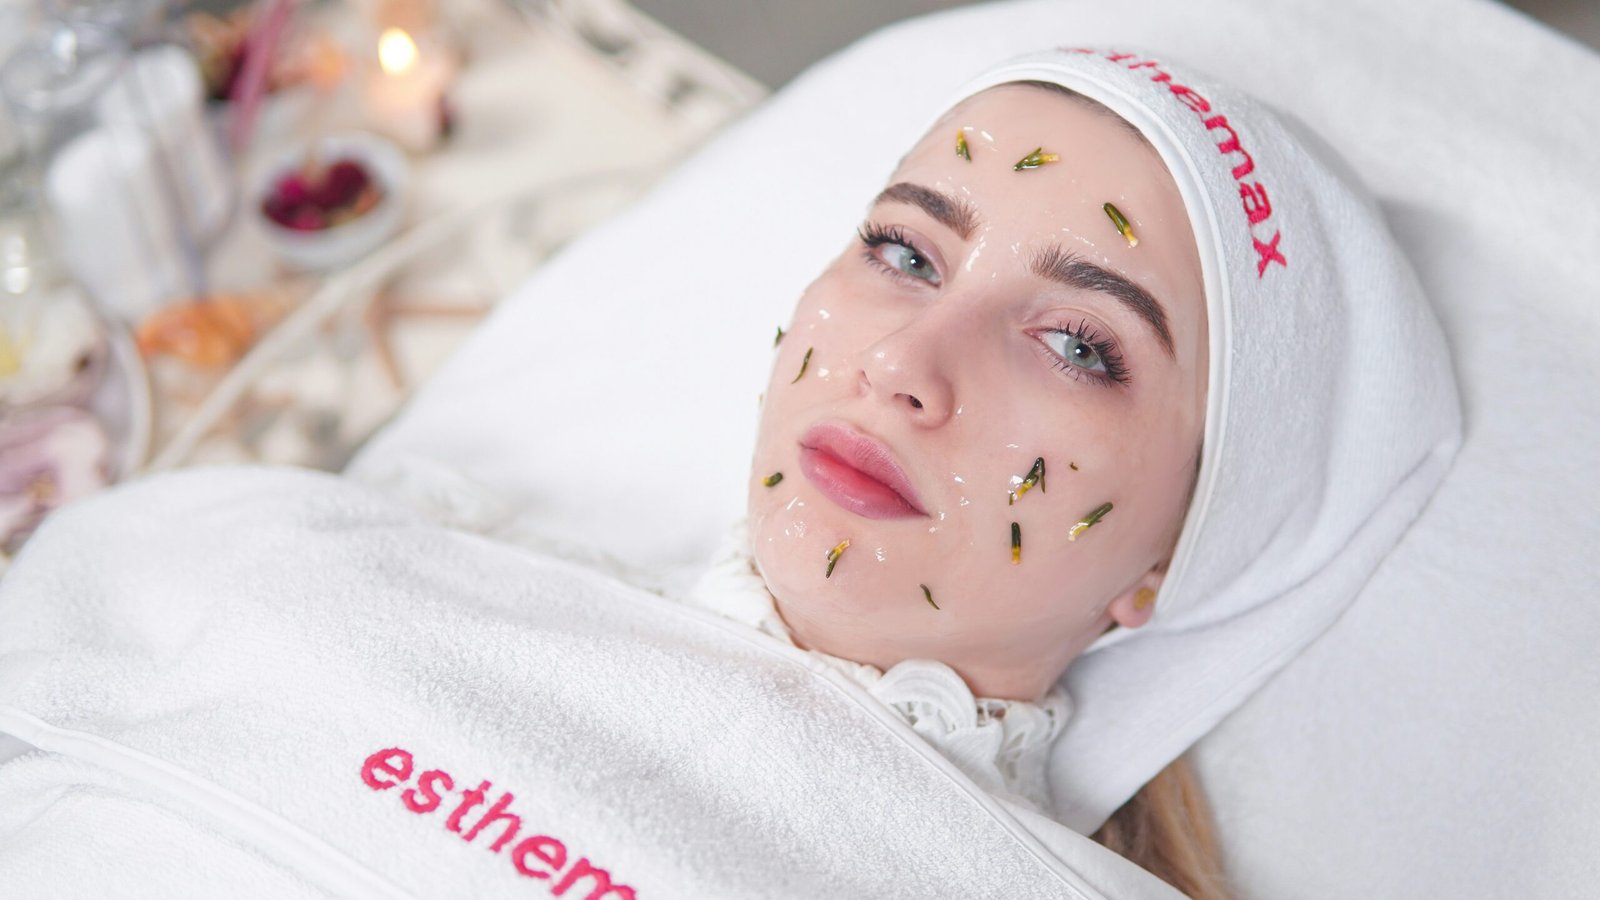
[825,539,850,578]
[1009,457,1046,505]
[1103,202,1139,247]
[1068,501,1113,541]
[791,346,813,383]
[1013,147,1060,170]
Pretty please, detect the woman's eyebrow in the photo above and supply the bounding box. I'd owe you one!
[872,182,979,240]
[1032,245,1175,358]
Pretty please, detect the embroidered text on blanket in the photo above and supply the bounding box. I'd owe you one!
[1064,47,1288,279]
[361,748,638,899]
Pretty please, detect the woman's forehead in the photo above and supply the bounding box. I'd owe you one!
[880,83,1207,365]
[892,90,1178,255]
[901,84,1163,182]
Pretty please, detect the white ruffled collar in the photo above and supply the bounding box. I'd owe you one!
[683,529,1071,814]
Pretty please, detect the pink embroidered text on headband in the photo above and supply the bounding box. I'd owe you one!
[1061,47,1286,278]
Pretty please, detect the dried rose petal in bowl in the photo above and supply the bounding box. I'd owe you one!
[261,157,385,232]
[254,132,408,271]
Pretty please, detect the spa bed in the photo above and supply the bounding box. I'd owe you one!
[2,0,1597,896]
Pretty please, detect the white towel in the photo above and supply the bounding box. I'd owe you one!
[948,49,1460,832]
[0,467,1180,898]
[342,0,1599,891]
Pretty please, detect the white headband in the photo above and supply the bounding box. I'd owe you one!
[949,48,1462,832]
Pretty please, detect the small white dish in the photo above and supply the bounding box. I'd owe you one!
[253,131,409,272]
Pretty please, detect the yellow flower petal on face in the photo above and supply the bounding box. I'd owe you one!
[1068,502,1114,542]
[1104,202,1139,247]
[956,130,971,161]
[825,539,850,578]
[1013,148,1061,170]
[1009,457,1046,505]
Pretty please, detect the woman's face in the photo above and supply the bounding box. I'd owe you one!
[747,84,1207,700]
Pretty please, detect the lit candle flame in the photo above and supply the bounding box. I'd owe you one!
[378,27,419,76]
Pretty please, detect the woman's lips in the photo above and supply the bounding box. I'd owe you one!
[798,423,928,520]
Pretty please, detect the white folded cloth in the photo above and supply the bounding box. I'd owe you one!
[0,467,1180,898]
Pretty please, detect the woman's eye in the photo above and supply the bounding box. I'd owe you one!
[1042,330,1107,373]
[879,242,940,284]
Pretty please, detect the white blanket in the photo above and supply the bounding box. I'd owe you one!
[349,1,1600,892]
[0,467,1176,899]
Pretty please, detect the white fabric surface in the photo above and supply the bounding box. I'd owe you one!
[0,753,332,898]
[351,0,1600,895]
[0,467,1179,899]
[682,532,1071,815]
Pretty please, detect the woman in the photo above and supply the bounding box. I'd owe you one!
[706,47,1458,896]
[0,49,1458,898]
[728,72,1216,893]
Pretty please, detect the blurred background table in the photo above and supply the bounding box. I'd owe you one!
[0,0,762,561]
[142,0,764,471]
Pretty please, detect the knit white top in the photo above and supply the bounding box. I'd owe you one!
[682,529,1071,814]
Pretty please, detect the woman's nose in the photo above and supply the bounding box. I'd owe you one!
[856,328,956,427]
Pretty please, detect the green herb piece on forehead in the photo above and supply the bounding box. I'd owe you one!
[921,584,940,610]
[1068,502,1113,541]
[774,326,785,347]
[762,472,783,487]
[791,346,813,384]
[1009,457,1046,505]
[956,130,971,161]
[1103,202,1139,248]
[825,539,850,578]
[1013,147,1060,171]
[1010,521,1022,565]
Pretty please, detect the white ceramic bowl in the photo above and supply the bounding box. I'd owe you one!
[254,131,409,272]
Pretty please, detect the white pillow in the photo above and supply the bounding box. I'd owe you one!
[352,0,1600,895]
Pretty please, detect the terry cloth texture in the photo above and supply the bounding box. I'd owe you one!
[0,467,1180,899]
